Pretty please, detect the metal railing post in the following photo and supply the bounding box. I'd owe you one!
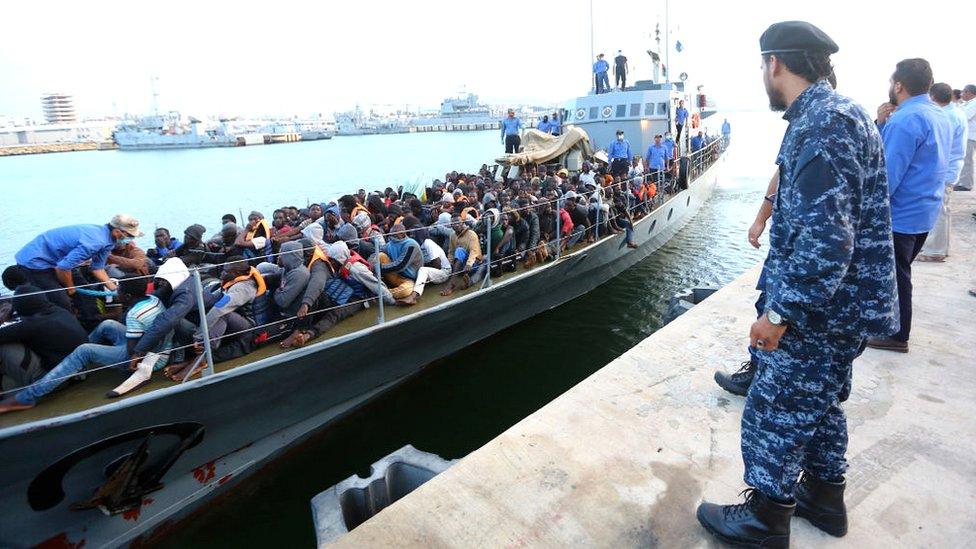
[594,187,600,240]
[484,214,492,288]
[372,235,385,324]
[555,196,561,260]
[192,269,215,377]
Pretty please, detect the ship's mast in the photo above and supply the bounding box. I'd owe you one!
[589,0,595,93]
[150,76,160,116]
[664,0,670,83]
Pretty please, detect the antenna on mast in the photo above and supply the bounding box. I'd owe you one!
[589,0,595,93]
[664,0,670,83]
[150,76,160,115]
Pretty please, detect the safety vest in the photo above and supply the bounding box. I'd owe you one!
[220,267,270,326]
[350,205,369,218]
[338,250,373,298]
[244,219,273,261]
[307,245,333,273]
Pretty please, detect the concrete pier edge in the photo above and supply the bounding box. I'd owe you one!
[332,194,976,548]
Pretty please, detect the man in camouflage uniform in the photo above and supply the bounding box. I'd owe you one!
[696,22,898,548]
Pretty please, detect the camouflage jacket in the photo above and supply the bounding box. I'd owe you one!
[765,79,898,337]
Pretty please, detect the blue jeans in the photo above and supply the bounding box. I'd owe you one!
[596,72,610,93]
[16,320,130,404]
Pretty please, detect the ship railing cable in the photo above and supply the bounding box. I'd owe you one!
[0,145,730,397]
[0,145,729,303]
[0,245,511,398]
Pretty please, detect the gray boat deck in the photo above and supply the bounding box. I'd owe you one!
[0,190,685,430]
[331,193,976,547]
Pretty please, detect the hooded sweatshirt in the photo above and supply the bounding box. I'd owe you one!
[328,241,395,305]
[135,258,215,355]
[273,241,310,316]
[0,285,88,370]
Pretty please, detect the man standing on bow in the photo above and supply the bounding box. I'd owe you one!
[500,108,523,154]
[593,54,610,94]
[614,49,629,90]
[696,22,898,547]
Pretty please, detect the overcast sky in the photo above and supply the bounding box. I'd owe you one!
[1,0,972,120]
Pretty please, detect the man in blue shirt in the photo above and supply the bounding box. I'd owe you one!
[536,115,551,134]
[690,131,705,153]
[721,118,732,145]
[917,82,968,262]
[550,111,561,136]
[868,59,951,353]
[662,131,677,169]
[500,109,523,154]
[675,100,689,140]
[644,135,668,178]
[607,130,632,178]
[698,21,897,546]
[593,54,610,94]
[14,214,145,311]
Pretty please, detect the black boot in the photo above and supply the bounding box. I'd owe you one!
[794,472,847,537]
[697,488,794,548]
[714,360,756,397]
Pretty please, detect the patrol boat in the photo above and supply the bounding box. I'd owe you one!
[0,72,726,549]
[114,113,241,150]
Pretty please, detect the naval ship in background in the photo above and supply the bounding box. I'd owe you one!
[0,19,726,547]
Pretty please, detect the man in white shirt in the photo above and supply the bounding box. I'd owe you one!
[956,84,976,191]
[918,83,968,261]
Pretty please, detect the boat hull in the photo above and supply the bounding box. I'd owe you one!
[0,157,724,547]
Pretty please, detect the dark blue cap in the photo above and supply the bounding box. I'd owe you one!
[760,21,838,55]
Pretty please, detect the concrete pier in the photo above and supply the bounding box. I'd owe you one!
[332,194,976,547]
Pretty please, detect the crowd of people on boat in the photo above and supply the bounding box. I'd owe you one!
[0,147,715,413]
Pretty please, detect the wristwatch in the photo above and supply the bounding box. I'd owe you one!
[766,309,786,326]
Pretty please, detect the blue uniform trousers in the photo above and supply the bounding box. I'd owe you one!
[742,329,865,501]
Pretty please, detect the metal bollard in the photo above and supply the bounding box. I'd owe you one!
[372,235,385,324]
[192,269,215,377]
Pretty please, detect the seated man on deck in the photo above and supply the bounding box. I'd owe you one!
[0,285,88,395]
[235,211,273,263]
[13,214,145,310]
[107,240,151,278]
[376,223,423,303]
[147,227,182,267]
[164,256,268,380]
[0,277,172,413]
[440,216,486,297]
[131,257,215,368]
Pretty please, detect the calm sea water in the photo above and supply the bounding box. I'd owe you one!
[0,112,784,547]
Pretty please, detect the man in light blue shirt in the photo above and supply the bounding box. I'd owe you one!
[662,132,676,169]
[550,111,562,136]
[607,130,632,178]
[721,118,732,145]
[500,109,523,153]
[593,54,610,94]
[917,82,968,262]
[675,100,689,140]
[536,115,551,134]
[644,135,668,175]
[868,58,951,352]
[14,214,144,310]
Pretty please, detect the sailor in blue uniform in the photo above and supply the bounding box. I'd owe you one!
[607,130,633,179]
[593,54,610,94]
[500,109,523,154]
[696,21,898,547]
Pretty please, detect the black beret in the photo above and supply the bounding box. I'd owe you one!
[760,21,838,55]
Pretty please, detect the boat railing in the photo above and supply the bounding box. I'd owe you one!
[0,142,729,401]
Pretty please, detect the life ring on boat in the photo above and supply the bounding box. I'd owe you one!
[575,108,586,120]
[601,106,613,118]
[691,112,701,129]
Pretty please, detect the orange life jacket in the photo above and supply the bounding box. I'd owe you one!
[307,246,333,273]
[350,205,369,218]
[222,266,267,296]
[245,219,271,241]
